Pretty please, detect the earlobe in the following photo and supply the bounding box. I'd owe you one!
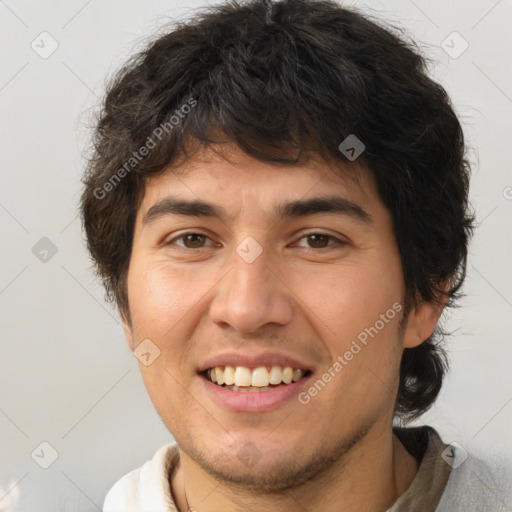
[403,298,445,348]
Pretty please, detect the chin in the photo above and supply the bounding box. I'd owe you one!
[201,453,326,492]
[180,425,371,493]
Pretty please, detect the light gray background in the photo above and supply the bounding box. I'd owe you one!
[1,0,511,510]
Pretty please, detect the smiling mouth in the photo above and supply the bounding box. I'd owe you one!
[203,365,312,392]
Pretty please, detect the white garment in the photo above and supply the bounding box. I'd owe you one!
[103,443,179,511]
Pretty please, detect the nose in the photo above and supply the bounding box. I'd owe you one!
[208,242,294,334]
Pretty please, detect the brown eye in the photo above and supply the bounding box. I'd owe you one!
[167,233,214,249]
[295,232,347,251]
[182,234,206,248]
[306,234,331,248]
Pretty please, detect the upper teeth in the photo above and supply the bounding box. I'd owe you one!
[207,366,305,387]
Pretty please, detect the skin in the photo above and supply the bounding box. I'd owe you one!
[122,143,443,512]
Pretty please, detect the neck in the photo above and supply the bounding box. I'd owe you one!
[170,423,418,512]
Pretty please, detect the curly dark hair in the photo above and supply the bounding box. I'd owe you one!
[80,0,474,421]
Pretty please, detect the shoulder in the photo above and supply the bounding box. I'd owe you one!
[393,426,512,511]
[102,443,180,512]
[102,464,145,512]
[437,444,512,512]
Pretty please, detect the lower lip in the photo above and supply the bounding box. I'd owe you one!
[199,374,312,412]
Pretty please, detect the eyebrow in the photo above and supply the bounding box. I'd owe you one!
[142,195,372,225]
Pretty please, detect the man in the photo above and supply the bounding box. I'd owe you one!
[80,0,509,510]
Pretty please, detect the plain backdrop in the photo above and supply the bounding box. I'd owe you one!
[1,0,511,510]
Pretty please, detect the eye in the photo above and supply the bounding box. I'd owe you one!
[294,232,346,250]
[165,231,346,251]
[166,232,215,249]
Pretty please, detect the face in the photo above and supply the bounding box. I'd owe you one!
[123,144,437,491]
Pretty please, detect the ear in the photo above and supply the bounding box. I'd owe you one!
[121,312,135,351]
[403,294,447,349]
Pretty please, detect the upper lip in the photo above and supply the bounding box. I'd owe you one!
[198,351,314,373]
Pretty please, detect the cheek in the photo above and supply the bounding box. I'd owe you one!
[128,259,207,336]
[301,261,403,345]
[301,265,403,420]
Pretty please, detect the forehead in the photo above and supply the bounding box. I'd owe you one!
[139,143,379,215]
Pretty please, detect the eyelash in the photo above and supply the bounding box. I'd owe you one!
[165,231,347,252]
